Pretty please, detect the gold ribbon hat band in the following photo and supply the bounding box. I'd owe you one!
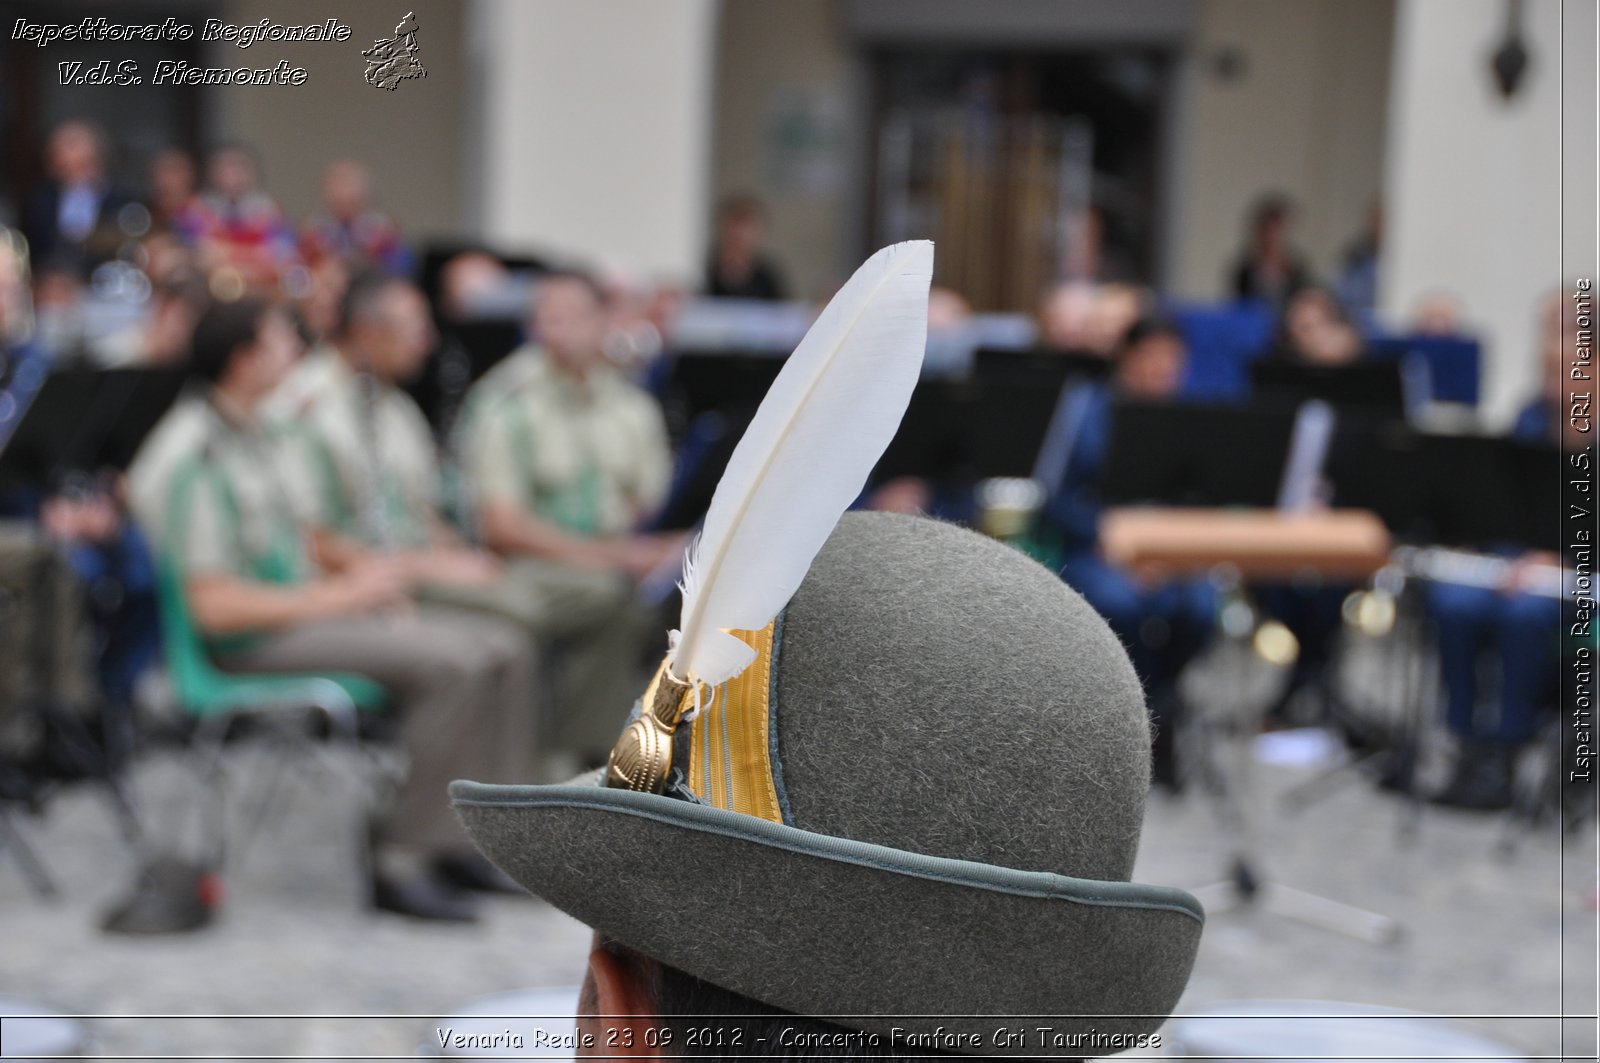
[606,620,786,824]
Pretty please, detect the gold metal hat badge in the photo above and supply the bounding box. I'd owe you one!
[606,661,698,794]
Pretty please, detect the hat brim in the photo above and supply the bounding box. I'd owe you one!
[451,773,1202,1053]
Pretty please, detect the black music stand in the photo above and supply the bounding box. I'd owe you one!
[0,368,181,880]
[0,367,99,489]
[972,346,1112,388]
[90,368,190,474]
[870,378,976,486]
[968,378,1071,481]
[0,366,187,489]
[1102,400,1298,508]
[650,412,739,533]
[873,373,1078,485]
[646,353,788,530]
[1326,426,1559,550]
[1098,399,1401,943]
[1294,426,1564,820]
[1250,359,1409,418]
[659,352,785,434]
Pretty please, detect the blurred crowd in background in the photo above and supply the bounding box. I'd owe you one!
[0,107,1584,924]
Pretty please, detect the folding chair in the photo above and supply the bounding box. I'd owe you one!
[154,458,392,868]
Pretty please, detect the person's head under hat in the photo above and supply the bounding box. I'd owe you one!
[452,240,1200,1058]
[454,513,1201,1059]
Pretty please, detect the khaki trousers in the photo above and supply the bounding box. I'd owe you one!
[219,605,536,854]
[419,558,664,758]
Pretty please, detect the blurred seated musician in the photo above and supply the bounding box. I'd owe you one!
[1038,281,1098,353]
[1253,285,1368,723]
[269,273,506,594]
[704,194,787,301]
[1042,317,1217,788]
[146,148,199,233]
[31,487,160,762]
[457,271,681,761]
[270,271,540,765]
[1037,281,1150,359]
[0,229,157,763]
[181,144,299,291]
[1412,291,1468,338]
[298,159,413,277]
[1336,200,1382,329]
[1264,286,1367,367]
[0,229,117,777]
[20,120,132,277]
[290,255,351,350]
[0,227,44,445]
[1229,192,1313,308]
[1424,295,1575,810]
[129,296,536,921]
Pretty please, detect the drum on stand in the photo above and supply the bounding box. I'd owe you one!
[424,986,581,1059]
[1164,999,1525,1062]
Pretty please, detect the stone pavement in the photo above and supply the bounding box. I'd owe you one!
[0,733,1594,1061]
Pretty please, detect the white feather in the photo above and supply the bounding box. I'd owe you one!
[668,240,934,689]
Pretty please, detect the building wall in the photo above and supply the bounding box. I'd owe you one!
[1382,0,1585,423]
[711,0,1394,303]
[209,0,1400,304]
[218,0,723,277]
[1165,0,1394,300]
[469,0,718,279]
[711,0,858,300]
[212,0,469,243]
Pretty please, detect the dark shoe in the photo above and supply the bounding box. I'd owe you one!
[370,869,480,922]
[432,850,525,896]
[1375,753,1416,795]
[100,853,222,935]
[1431,742,1515,811]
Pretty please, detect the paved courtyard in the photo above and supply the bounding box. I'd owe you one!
[1,729,1595,1061]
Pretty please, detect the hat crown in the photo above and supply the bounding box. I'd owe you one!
[771,512,1151,883]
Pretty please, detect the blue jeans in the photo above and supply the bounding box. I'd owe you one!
[65,521,160,710]
[1426,581,1560,745]
[1258,582,1351,713]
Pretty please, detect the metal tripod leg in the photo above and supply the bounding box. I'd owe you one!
[1281,747,1385,809]
[1192,576,1403,946]
[1277,570,1432,835]
[1192,861,1402,944]
[0,804,59,898]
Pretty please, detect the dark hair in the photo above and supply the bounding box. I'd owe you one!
[1117,315,1185,358]
[535,268,607,310]
[1271,285,1349,341]
[337,270,408,337]
[1249,193,1293,233]
[594,940,1045,1062]
[188,296,274,383]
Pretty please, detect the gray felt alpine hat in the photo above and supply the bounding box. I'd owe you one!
[451,511,1203,1051]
